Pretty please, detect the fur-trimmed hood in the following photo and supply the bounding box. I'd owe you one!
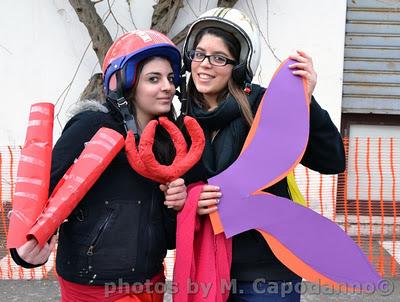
[67,99,109,118]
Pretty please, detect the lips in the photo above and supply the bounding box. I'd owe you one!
[196,73,216,83]
[157,97,172,103]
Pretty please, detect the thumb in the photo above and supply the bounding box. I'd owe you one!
[159,184,168,192]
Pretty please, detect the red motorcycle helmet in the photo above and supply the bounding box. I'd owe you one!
[102,29,181,96]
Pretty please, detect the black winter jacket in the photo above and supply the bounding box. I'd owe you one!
[189,84,346,282]
[11,102,177,285]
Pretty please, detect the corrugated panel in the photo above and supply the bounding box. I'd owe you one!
[343,0,400,114]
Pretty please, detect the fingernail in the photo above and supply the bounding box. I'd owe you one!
[216,199,220,204]
[217,192,222,197]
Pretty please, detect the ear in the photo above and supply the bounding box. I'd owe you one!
[232,62,248,86]
[232,62,253,87]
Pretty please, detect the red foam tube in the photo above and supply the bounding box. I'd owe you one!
[27,127,124,246]
[7,103,54,248]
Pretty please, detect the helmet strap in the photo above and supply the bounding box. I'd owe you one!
[107,70,139,138]
[244,83,252,95]
[179,67,190,116]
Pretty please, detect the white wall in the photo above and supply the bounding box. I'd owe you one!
[0,0,347,145]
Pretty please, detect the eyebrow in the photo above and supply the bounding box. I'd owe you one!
[144,72,174,77]
[195,47,231,58]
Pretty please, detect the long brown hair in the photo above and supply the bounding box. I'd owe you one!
[126,56,177,165]
[187,27,254,126]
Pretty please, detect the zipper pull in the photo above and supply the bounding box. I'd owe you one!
[87,246,94,256]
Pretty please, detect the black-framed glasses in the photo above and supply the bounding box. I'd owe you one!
[188,50,237,66]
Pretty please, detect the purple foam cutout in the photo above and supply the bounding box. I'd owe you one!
[208,59,382,288]
[209,59,309,229]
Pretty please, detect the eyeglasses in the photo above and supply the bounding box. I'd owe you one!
[189,50,237,66]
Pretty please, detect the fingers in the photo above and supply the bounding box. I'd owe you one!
[164,192,187,211]
[16,237,55,265]
[197,184,221,215]
[197,206,218,216]
[168,178,184,187]
[165,185,185,197]
[165,191,187,202]
[164,199,186,211]
[35,235,57,263]
[163,179,186,202]
[48,234,58,251]
[201,185,220,193]
[288,62,312,73]
[162,178,187,211]
[289,50,312,63]
[198,197,219,208]
[17,238,38,255]
[161,178,185,195]
[288,50,317,101]
[296,49,312,59]
[199,191,221,201]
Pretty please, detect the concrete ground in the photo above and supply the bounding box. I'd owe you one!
[0,278,399,301]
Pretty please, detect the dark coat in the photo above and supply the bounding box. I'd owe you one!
[11,102,177,285]
[189,84,346,281]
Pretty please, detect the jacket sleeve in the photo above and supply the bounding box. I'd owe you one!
[49,112,108,193]
[300,97,346,174]
[10,112,107,268]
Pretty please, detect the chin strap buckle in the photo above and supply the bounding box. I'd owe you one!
[244,83,252,95]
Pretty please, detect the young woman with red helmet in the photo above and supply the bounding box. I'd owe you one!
[11,29,187,302]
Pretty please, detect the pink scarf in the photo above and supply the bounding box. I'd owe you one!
[173,182,232,302]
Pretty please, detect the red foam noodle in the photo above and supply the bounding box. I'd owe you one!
[7,103,54,248]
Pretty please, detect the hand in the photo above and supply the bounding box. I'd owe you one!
[288,50,317,103]
[197,185,221,215]
[160,178,187,211]
[16,235,57,265]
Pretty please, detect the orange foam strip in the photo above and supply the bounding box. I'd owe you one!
[241,59,291,155]
[211,59,310,233]
[209,211,224,234]
[257,229,353,291]
[255,60,310,193]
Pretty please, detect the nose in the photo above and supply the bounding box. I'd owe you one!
[199,56,212,68]
[161,77,174,93]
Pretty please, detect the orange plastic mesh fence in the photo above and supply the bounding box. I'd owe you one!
[0,137,399,280]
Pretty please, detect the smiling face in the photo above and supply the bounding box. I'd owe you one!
[191,34,235,107]
[132,57,175,126]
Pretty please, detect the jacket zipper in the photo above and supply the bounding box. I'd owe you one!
[87,210,113,256]
[146,189,156,269]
